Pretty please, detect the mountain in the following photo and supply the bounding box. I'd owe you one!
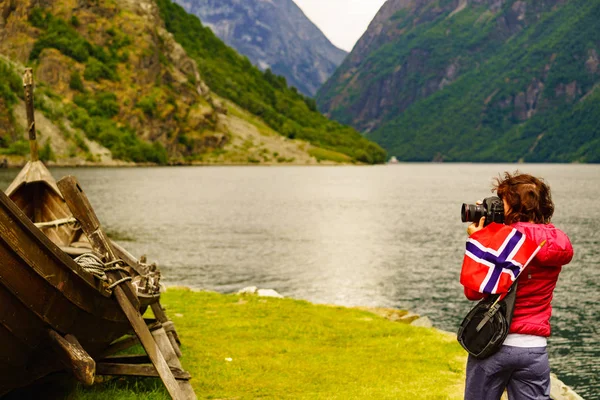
[0,0,384,166]
[317,0,600,163]
[172,0,347,97]
[0,0,225,165]
[155,0,386,164]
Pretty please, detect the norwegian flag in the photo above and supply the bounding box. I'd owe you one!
[460,223,539,294]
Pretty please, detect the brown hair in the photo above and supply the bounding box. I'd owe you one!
[493,171,554,224]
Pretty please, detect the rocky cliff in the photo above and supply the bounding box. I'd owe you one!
[317,0,600,162]
[0,0,227,164]
[172,0,347,97]
[0,0,382,166]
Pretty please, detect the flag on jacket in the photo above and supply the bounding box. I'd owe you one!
[460,222,538,294]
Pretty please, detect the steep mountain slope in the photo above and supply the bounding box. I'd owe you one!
[156,0,386,164]
[172,0,347,97]
[0,0,383,165]
[317,0,600,162]
[0,0,224,165]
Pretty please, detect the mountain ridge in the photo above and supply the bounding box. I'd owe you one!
[317,0,600,162]
[173,0,347,97]
[0,0,384,166]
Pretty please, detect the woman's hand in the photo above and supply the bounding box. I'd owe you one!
[467,217,486,236]
[466,200,485,236]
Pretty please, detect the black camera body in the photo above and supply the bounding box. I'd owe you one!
[461,196,505,227]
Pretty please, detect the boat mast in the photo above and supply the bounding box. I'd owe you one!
[23,68,39,162]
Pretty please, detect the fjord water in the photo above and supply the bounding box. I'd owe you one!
[1,164,597,397]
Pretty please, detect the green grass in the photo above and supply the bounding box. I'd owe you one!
[74,288,466,399]
[309,147,353,163]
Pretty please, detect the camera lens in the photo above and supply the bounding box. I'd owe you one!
[461,203,484,223]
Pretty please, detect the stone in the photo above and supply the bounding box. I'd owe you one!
[550,373,585,400]
[410,316,433,328]
[257,289,283,298]
[237,286,258,294]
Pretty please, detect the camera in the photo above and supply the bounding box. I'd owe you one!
[461,196,505,227]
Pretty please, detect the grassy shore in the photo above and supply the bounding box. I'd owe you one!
[73,288,466,399]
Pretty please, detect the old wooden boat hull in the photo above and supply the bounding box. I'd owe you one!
[0,189,134,395]
[0,69,190,399]
[5,160,82,249]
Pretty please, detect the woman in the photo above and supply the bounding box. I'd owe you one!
[464,172,574,400]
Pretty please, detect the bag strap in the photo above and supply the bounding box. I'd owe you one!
[502,281,518,321]
[500,239,547,319]
[475,281,518,333]
[468,240,546,334]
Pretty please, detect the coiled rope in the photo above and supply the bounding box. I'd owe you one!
[74,253,133,289]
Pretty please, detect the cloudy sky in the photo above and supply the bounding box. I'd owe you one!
[293,0,388,52]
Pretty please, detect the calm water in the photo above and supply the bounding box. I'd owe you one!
[1,164,598,398]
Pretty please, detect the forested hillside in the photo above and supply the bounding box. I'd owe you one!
[318,0,600,163]
[0,0,385,165]
[0,0,224,165]
[156,0,386,164]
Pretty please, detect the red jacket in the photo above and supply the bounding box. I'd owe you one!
[464,222,573,337]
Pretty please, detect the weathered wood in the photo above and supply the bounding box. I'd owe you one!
[6,163,82,248]
[96,363,191,380]
[57,176,140,309]
[113,287,186,398]
[152,327,179,368]
[97,318,161,360]
[47,330,95,386]
[23,68,38,162]
[111,238,181,354]
[152,327,197,399]
[57,176,187,400]
[152,303,183,357]
[0,71,141,395]
[110,239,148,277]
[163,321,183,358]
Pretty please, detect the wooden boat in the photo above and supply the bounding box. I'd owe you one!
[6,159,82,250]
[5,158,163,305]
[0,69,193,398]
[0,187,135,393]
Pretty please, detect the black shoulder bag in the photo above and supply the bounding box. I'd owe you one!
[457,281,518,359]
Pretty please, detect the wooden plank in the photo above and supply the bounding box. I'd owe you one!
[0,209,127,326]
[163,321,183,358]
[152,327,197,399]
[23,68,39,162]
[152,303,182,357]
[96,363,191,380]
[0,323,30,367]
[0,189,112,299]
[0,282,47,349]
[112,242,181,354]
[110,240,147,277]
[48,330,95,386]
[113,286,186,398]
[56,176,139,308]
[57,176,187,400]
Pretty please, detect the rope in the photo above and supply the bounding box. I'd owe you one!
[108,277,132,289]
[34,217,79,229]
[74,253,132,288]
[74,253,108,281]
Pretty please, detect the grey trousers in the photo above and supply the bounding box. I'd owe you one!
[464,345,551,400]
